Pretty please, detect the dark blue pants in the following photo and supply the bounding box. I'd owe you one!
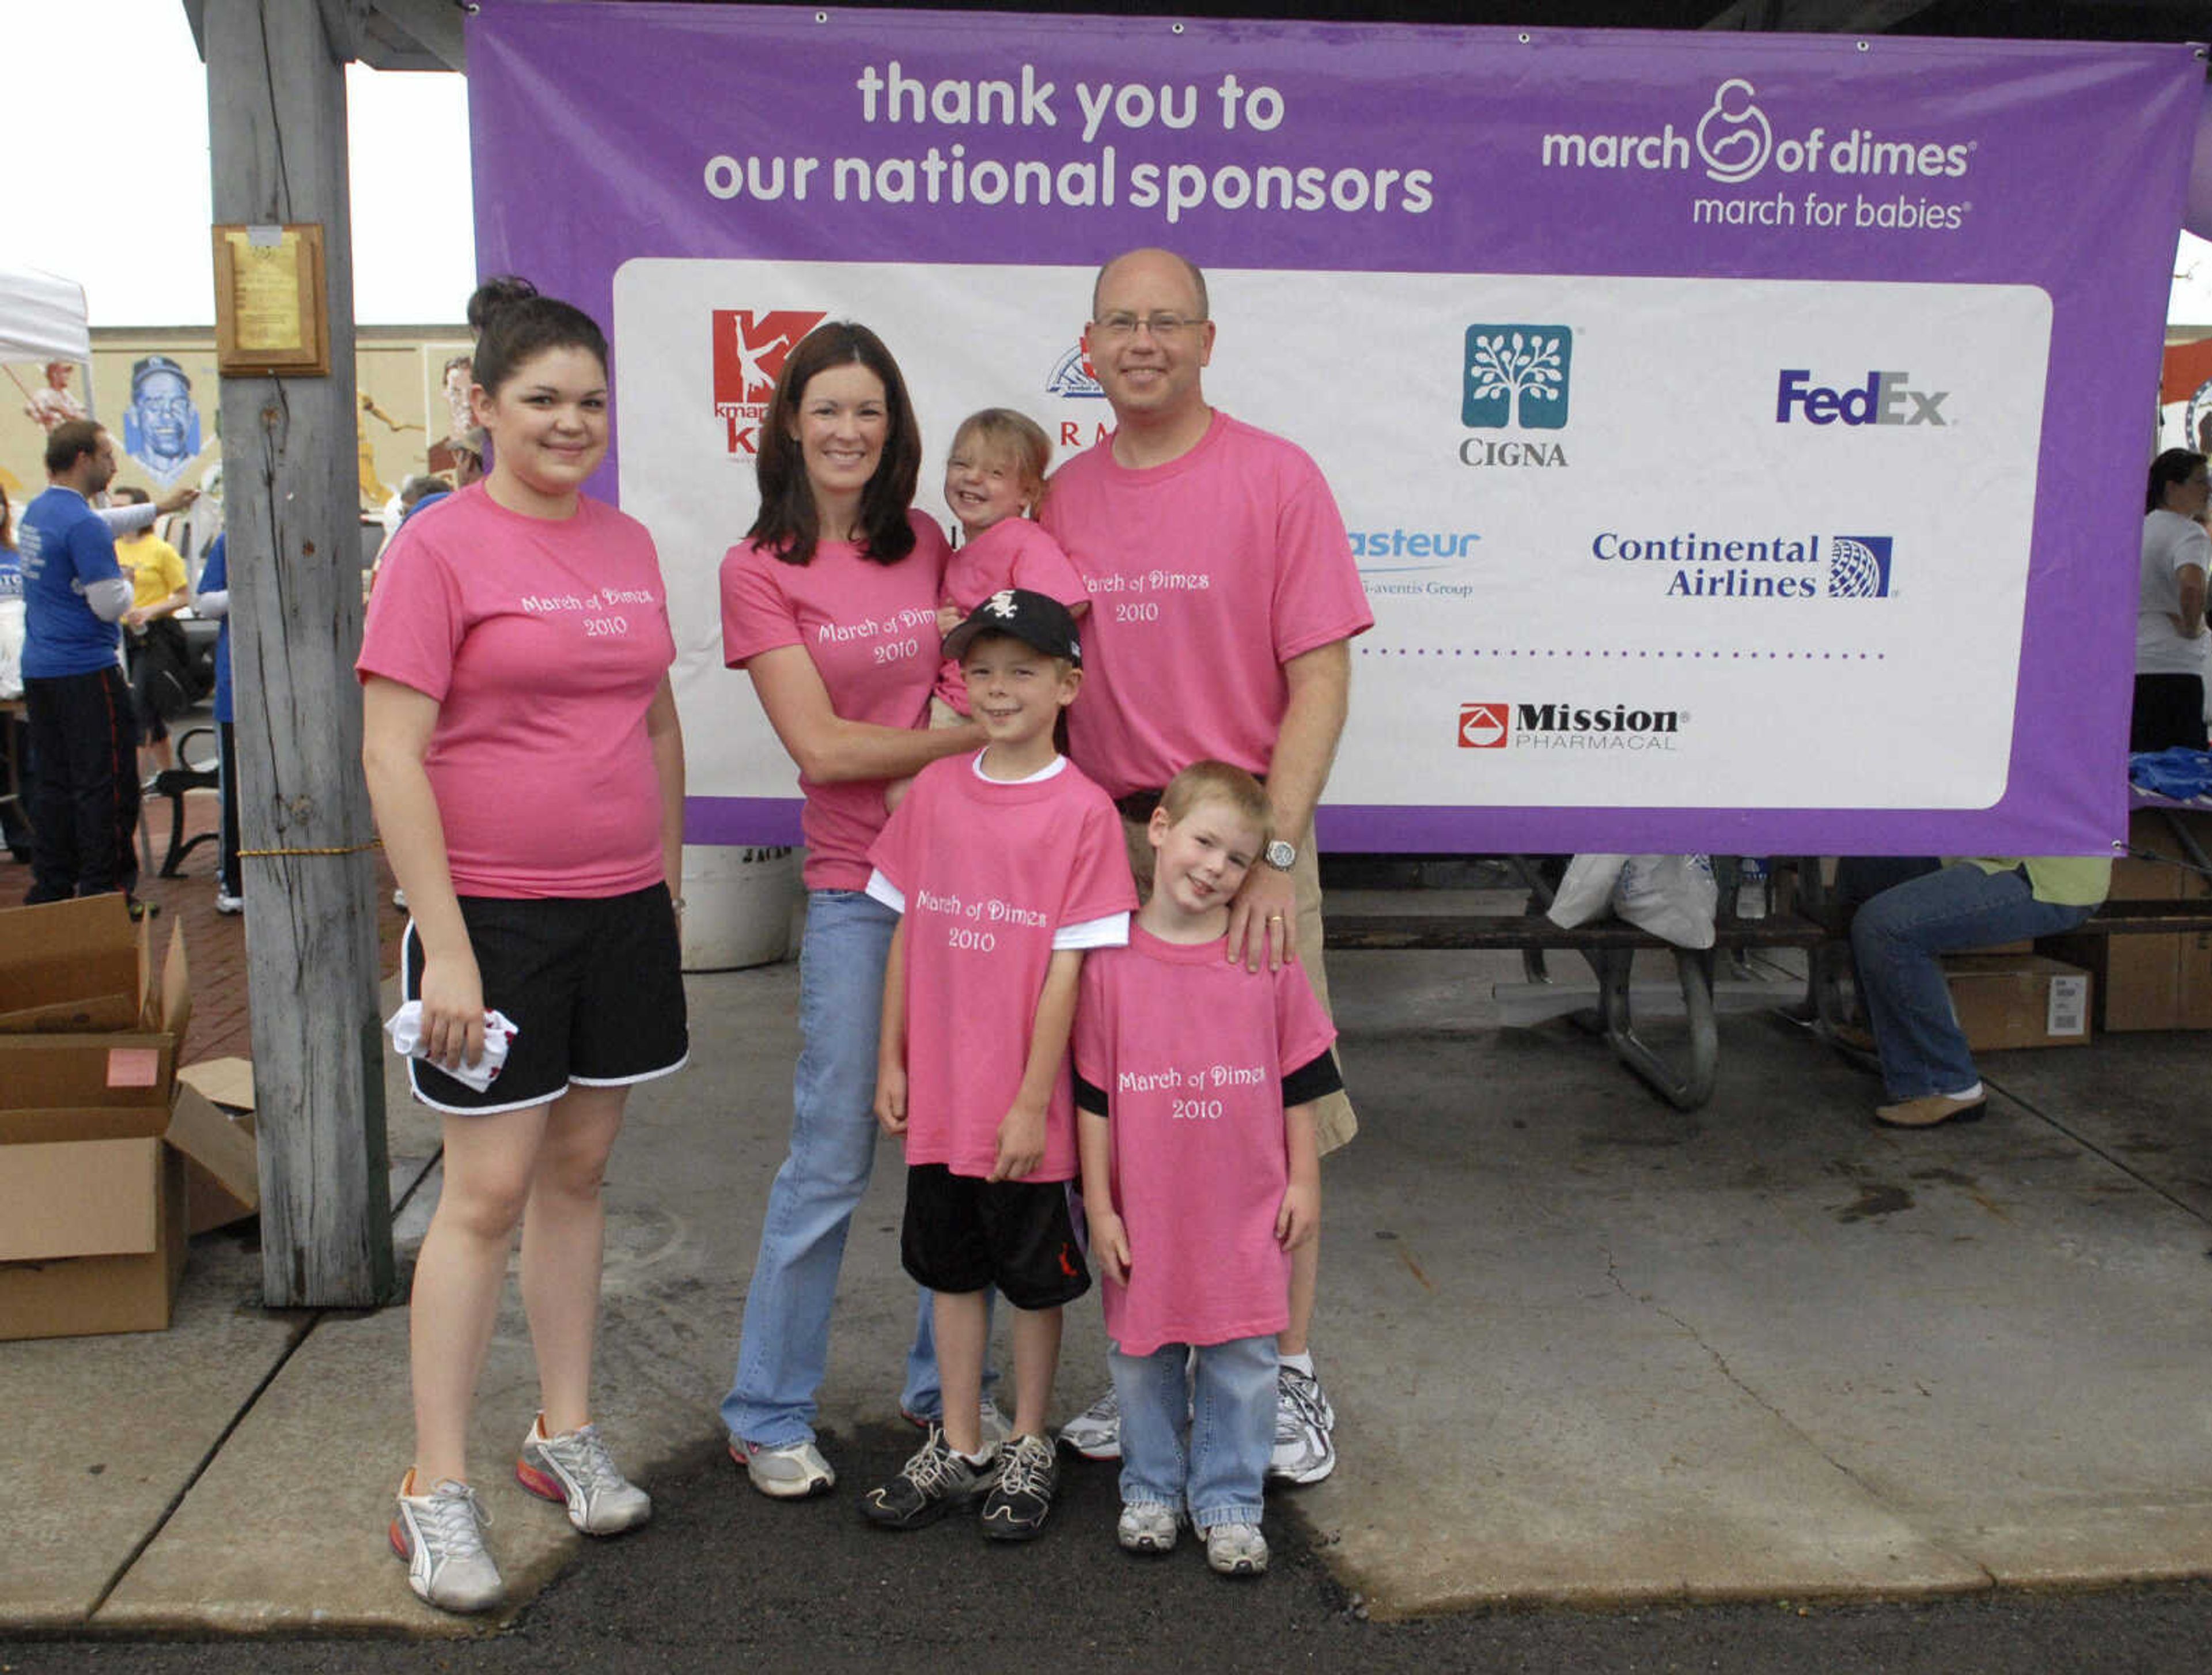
[23,664,139,903]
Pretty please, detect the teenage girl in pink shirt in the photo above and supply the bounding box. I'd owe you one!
[361,278,687,1613]
[717,324,986,1498]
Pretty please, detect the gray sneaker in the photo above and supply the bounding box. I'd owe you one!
[1205,1520,1270,1576]
[389,1473,503,1614]
[517,1416,652,1534]
[1116,1502,1179,1555]
[979,1432,1059,1542]
[733,1435,836,1499]
[1057,1386,1120,1460]
[1267,1364,1336,1485]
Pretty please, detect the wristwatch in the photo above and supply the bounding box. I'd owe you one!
[1263,838,1297,872]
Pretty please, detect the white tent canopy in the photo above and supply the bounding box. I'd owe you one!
[0,263,90,365]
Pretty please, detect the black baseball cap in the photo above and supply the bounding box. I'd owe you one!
[941,587,1083,668]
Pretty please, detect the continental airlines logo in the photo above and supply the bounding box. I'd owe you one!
[1459,700,1684,752]
[1589,530,1896,599]
[1540,78,1974,186]
[713,309,828,455]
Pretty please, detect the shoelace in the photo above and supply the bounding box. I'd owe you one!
[1274,1372,1328,1442]
[549,1426,624,1491]
[421,1483,491,1556]
[903,1432,974,1495]
[996,1438,1052,1497]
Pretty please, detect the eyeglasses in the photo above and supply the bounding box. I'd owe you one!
[1091,312,1203,341]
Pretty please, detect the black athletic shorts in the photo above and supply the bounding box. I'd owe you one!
[402,883,688,1114]
[900,1163,1092,1310]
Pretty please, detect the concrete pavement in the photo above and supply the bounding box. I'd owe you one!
[9,893,2212,1634]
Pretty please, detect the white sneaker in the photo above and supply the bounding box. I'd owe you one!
[214,889,244,916]
[1205,1521,1270,1576]
[392,887,408,910]
[1116,1502,1179,1554]
[732,1435,835,1499]
[516,1415,652,1534]
[389,1472,503,1614]
[899,1396,1012,1450]
[1268,1363,1336,1485]
[1058,1387,1120,1460]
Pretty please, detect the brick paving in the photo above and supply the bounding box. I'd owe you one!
[2,737,403,1065]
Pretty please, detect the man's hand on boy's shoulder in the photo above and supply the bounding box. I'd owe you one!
[873,1065,908,1135]
[990,1099,1048,1181]
[1276,1180,1320,1251]
[1090,1209,1131,1285]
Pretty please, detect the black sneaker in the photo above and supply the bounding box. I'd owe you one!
[861,1426,997,1530]
[979,1433,1058,1541]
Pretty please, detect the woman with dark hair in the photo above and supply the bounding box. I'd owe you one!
[717,323,984,1499]
[359,277,686,1613]
[2133,448,2212,752]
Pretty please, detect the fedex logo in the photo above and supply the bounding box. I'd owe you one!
[1775,369,1948,428]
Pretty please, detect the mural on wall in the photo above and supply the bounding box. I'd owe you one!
[18,362,86,433]
[120,354,203,485]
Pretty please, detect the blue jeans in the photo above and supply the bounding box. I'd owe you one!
[1110,1334,1275,1532]
[1850,863,2096,1101]
[721,890,943,1446]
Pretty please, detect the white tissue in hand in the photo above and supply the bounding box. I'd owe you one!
[384,1002,518,1093]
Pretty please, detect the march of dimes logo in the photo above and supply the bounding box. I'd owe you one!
[713,309,828,455]
[1460,324,1572,469]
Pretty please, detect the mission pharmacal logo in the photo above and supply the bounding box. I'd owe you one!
[1459,702,1509,748]
[713,309,828,455]
[1463,327,1571,431]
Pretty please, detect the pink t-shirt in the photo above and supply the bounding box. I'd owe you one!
[355,484,675,898]
[869,755,1136,1182]
[719,512,950,891]
[1073,927,1338,1355]
[931,518,1089,716]
[1040,413,1374,799]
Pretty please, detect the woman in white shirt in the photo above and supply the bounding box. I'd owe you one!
[2133,448,2211,752]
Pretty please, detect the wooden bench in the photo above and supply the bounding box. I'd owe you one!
[1323,859,1830,1111]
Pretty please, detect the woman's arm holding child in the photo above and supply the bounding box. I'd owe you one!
[873,918,911,1135]
[1275,1100,1321,1249]
[1078,1106,1128,1285]
[991,948,1084,1182]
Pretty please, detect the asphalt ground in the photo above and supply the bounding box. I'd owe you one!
[6,1426,2212,1675]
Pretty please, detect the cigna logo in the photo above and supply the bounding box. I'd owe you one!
[713,309,828,455]
[1540,78,1974,186]
[1464,327,1570,431]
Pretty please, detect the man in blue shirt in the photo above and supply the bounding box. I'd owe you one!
[18,420,140,905]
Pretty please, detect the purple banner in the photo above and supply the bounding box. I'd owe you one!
[469,3,2203,856]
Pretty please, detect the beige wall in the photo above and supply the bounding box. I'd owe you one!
[2,325,471,515]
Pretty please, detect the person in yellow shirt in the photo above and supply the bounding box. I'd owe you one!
[112,486,191,781]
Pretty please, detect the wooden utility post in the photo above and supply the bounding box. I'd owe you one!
[202,0,392,1306]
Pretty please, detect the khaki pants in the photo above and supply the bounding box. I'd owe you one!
[1119,814,1357,1153]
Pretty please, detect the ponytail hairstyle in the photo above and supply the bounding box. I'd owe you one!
[465,275,608,399]
[747,322,921,567]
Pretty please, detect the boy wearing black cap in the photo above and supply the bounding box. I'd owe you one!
[860,589,1137,1540]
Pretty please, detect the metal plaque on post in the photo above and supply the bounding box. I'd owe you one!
[212,224,330,376]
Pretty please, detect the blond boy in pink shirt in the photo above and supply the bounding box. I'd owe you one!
[1073,761,1340,1576]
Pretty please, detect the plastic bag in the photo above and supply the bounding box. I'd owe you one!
[1546,852,1718,949]
[1613,853,1718,949]
[1547,854,1628,928]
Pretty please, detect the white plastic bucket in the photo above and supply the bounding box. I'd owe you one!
[680,843,804,971]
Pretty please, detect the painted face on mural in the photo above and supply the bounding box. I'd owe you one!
[1084,250,1215,427]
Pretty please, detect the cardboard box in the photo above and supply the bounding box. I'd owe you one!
[2043,928,2212,1033]
[169,1082,259,1235]
[2113,807,2212,902]
[1942,954,2093,1051]
[0,895,150,1033]
[0,1139,190,1339]
[0,919,190,1128]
